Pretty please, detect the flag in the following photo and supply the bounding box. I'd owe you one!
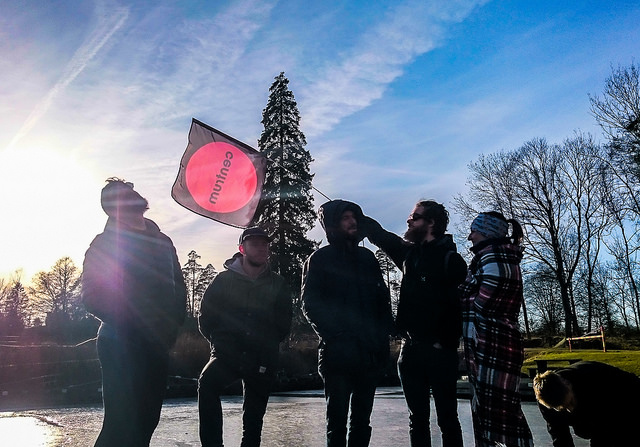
[172,118,266,228]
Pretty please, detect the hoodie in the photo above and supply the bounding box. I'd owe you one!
[198,252,292,371]
[301,200,394,374]
[81,217,187,350]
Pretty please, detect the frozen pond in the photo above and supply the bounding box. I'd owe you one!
[0,387,588,446]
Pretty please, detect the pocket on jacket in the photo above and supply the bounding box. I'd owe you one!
[319,339,362,374]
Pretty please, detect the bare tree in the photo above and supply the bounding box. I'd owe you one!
[524,265,563,334]
[561,135,611,332]
[590,62,640,175]
[29,257,81,323]
[604,222,640,328]
[456,135,610,337]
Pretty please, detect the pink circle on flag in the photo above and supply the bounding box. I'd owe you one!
[185,142,258,213]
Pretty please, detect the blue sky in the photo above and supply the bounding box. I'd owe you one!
[1,0,638,281]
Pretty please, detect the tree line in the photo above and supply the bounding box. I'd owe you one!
[1,64,639,342]
[454,63,640,338]
[0,252,219,337]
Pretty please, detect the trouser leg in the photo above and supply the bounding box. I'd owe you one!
[95,335,168,447]
[132,344,169,446]
[398,343,431,447]
[346,371,377,447]
[95,335,133,447]
[322,373,351,447]
[198,357,237,447]
[239,370,273,447]
[429,347,463,447]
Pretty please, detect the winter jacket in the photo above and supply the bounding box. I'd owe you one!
[538,361,640,447]
[459,237,533,446]
[198,255,292,372]
[364,220,467,349]
[301,200,394,374]
[82,217,187,350]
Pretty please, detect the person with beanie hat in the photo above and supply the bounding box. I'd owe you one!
[460,211,533,447]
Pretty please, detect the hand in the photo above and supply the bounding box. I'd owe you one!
[359,215,383,239]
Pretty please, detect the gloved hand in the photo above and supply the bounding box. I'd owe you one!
[358,215,384,239]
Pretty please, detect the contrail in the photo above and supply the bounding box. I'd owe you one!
[6,3,129,151]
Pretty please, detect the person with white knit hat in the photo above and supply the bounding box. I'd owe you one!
[460,211,533,447]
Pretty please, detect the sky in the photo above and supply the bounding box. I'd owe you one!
[1,0,639,283]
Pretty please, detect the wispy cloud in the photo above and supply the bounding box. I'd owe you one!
[300,0,488,137]
[115,0,277,129]
[6,1,129,150]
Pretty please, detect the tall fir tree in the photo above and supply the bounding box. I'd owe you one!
[255,72,317,299]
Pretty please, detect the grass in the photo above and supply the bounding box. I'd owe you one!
[523,348,640,376]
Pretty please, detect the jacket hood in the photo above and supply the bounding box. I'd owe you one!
[318,199,365,245]
[429,234,458,251]
[223,252,271,278]
[223,252,244,270]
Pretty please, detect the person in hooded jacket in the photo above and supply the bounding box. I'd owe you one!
[302,199,394,447]
[360,200,467,447]
[197,227,292,447]
[82,178,187,447]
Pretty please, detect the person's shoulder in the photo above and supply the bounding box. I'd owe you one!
[85,231,111,251]
[578,360,638,377]
[308,245,333,259]
[356,245,378,258]
[203,270,233,295]
[216,269,237,279]
[266,268,286,282]
[144,218,161,232]
[146,219,175,242]
[356,246,384,268]
[477,242,519,262]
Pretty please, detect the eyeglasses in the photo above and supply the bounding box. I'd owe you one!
[408,213,427,221]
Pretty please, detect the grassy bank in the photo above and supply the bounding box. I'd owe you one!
[523,348,640,376]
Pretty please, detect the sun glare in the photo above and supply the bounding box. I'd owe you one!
[0,415,60,446]
[0,148,106,282]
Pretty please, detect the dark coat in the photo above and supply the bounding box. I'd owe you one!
[365,223,466,349]
[198,255,292,371]
[538,361,640,447]
[301,200,394,374]
[82,217,187,350]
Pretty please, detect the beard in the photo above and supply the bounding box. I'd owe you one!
[246,256,268,268]
[127,197,149,214]
[404,225,427,243]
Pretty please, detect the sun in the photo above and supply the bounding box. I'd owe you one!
[0,147,106,283]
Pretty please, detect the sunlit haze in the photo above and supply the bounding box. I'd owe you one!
[1,0,638,283]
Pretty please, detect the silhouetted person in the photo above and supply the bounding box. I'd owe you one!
[534,361,640,447]
[198,227,292,447]
[302,200,394,447]
[361,200,466,447]
[82,177,187,446]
